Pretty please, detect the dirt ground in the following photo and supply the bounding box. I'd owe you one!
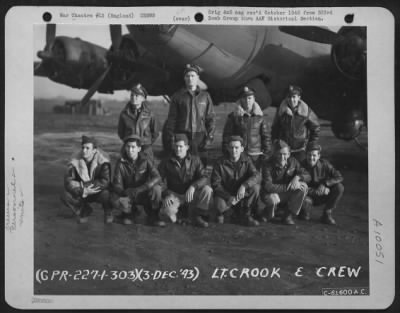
[34,100,369,295]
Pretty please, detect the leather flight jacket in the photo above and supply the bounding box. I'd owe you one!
[261,156,311,194]
[166,87,216,144]
[211,154,260,201]
[158,152,208,195]
[118,102,160,146]
[113,151,161,197]
[301,158,344,197]
[272,99,320,151]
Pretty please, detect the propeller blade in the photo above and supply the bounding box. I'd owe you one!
[80,66,112,106]
[46,24,56,47]
[279,26,340,44]
[110,25,122,51]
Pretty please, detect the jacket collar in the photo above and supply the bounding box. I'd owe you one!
[69,148,109,182]
[271,156,295,169]
[170,152,192,166]
[223,153,247,165]
[278,98,309,117]
[272,160,287,169]
[179,86,201,97]
[120,150,146,165]
[304,159,322,170]
[123,101,151,116]
[234,101,263,117]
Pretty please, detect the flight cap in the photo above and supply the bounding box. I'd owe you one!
[288,85,302,96]
[130,83,148,98]
[240,86,256,98]
[306,142,322,152]
[82,135,97,147]
[174,133,189,145]
[228,135,244,145]
[183,64,201,76]
[123,134,142,146]
[272,139,290,151]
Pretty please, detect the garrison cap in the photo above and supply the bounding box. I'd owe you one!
[306,142,322,152]
[183,64,201,76]
[130,83,148,98]
[228,135,244,145]
[123,134,142,146]
[288,85,302,96]
[240,86,255,98]
[81,135,97,147]
[174,133,189,145]
[272,139,290,151]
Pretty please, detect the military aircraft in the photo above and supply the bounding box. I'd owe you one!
[34,24,366,144]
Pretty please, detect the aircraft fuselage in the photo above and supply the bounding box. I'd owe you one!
[127,25,332,105]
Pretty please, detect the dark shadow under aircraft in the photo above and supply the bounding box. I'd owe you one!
[35,24,366,144]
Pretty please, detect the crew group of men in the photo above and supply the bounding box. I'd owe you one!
[61,64,344,228]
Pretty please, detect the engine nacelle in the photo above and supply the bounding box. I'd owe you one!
[51,36,108,67]
[331,109,364,141]
[331,27,366,80]
[37,36,109,89]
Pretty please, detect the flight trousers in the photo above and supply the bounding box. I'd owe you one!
[214,184,260,217]
[261,187,307,219]
[111,185,162,220]
[160,185,213,222]
[61,189,111,217]
[303,183,344,212]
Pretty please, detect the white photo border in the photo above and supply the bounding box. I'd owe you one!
[4,6,395,309]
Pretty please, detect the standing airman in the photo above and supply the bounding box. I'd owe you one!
[271,85,320,162]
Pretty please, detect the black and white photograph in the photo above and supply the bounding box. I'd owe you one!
[4,6,395,309]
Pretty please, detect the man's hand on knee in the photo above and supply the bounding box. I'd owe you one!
[82,184,101,198]
[119,197,131,213]
[270,193,280,205]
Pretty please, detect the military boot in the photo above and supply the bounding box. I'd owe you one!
[147,214,166,227]
[283,213,295,225]
[121,212,133,225]
[104,213,114,224]
[78,203,93,224]
[321,209,336,225]
[122,217,133,225]
[255,215,268,223]
[103,204,114,224]
[299,208,311,221]
[60,193,81,216]
[153,219,167,227]
[299,197,312,221]
[194,215,209,228]
[245,216,260,227]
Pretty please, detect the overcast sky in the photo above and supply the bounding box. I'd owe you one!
[34,24,130,100]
